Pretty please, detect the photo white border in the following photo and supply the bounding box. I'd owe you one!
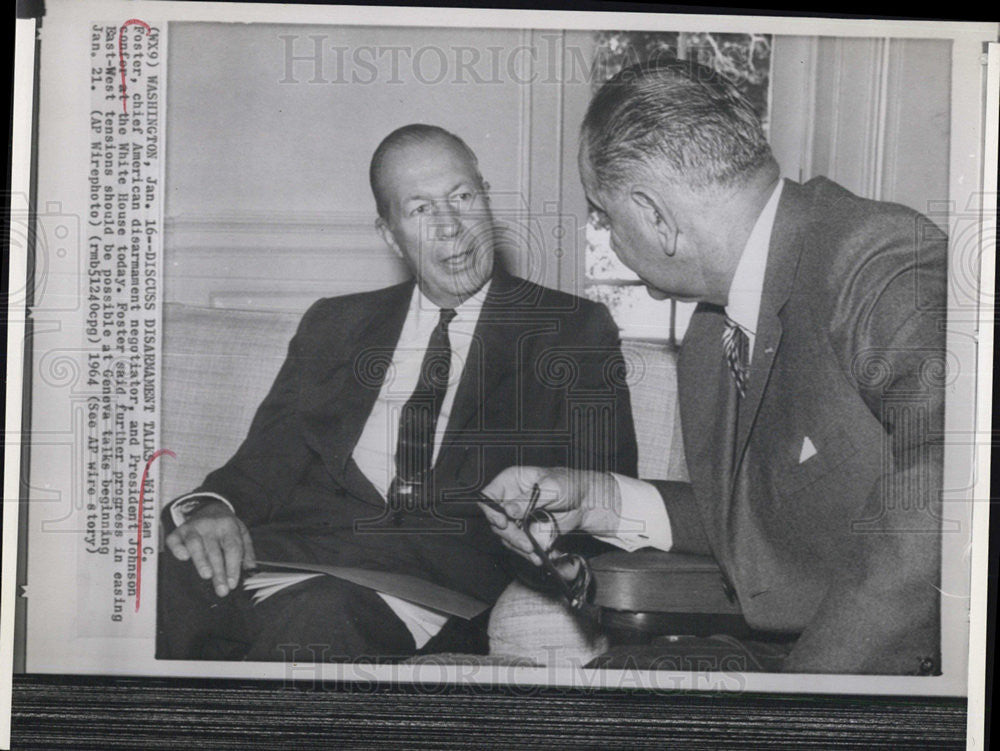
[3,17,42,750]
[965,39,998,751]
[4,4,996,744]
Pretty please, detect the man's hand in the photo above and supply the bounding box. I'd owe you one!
[478,467,621,566]
[165,500,256,597]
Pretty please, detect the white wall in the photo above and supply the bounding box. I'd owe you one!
[165,23,578,311]
[165,26,953,320]
[770,36,951,212]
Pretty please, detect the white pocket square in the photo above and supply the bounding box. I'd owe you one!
[798,436,818,463]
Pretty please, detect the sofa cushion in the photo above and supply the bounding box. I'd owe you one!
[160,302,300,502]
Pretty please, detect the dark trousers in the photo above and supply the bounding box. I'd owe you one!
[156,546,490,662]
[156,550,418,661]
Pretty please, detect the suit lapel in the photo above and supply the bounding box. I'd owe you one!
[440,269,521,451]
[678,304,742,554]
[678,304,727,462]
[735,179,809,465]
[678,304,738,528]
[300,281,414,495]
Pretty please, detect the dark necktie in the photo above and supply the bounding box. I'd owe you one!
[722,317,750,400]
[388,307,457,510]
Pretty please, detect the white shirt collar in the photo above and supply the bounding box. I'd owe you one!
[725,179,784,337]
[412,278,491,322]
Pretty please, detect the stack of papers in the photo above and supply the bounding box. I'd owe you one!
[242,571,322,604]
[241,561,489,620]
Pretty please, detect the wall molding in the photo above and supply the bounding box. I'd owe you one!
[166,212,385,252]
[861,38,892,201]
[163,211,408,310]
[799,35,947,212]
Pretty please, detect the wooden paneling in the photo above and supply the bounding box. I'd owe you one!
[811,37,889,198]
[771,35,950,212]
[166,33,953,315]
[559,30,598,298]
[881,39,952,213]
[165,24,555,308]
[770,36,818,183]
[164,213,408,313]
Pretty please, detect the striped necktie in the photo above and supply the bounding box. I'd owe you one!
[722,317,749,399]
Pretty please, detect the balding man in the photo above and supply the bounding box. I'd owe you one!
[482,61,947,675]
[156,124,636,661]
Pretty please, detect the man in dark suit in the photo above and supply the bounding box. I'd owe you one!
[482,61,946,675]
[157,124,637,661]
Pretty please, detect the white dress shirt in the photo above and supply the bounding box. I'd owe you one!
[607,180,785,552]
[351,282,487,498]
[170,281,491,649]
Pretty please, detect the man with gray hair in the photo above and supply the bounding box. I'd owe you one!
[482,60,946,675]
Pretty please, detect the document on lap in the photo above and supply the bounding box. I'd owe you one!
[247,561,488,621]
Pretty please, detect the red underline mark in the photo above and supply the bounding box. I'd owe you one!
[118,19,151,115]
[136,448,176,612]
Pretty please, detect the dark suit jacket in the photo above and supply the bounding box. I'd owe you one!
[651,177,947,674]
[191,269,637,604]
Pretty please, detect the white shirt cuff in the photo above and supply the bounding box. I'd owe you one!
[167,491,235,528]
[592,474,673,552]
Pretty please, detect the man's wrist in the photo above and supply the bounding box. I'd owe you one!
[168,491,235,528]
[187,498,232,518]
[593,474,673,552]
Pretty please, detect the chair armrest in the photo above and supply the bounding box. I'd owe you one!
[590,550,741,615]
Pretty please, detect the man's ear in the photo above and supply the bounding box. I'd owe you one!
[630,188,678,257]
[375,216,403,259]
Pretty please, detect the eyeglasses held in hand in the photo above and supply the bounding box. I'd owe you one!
[478,485,593,610]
